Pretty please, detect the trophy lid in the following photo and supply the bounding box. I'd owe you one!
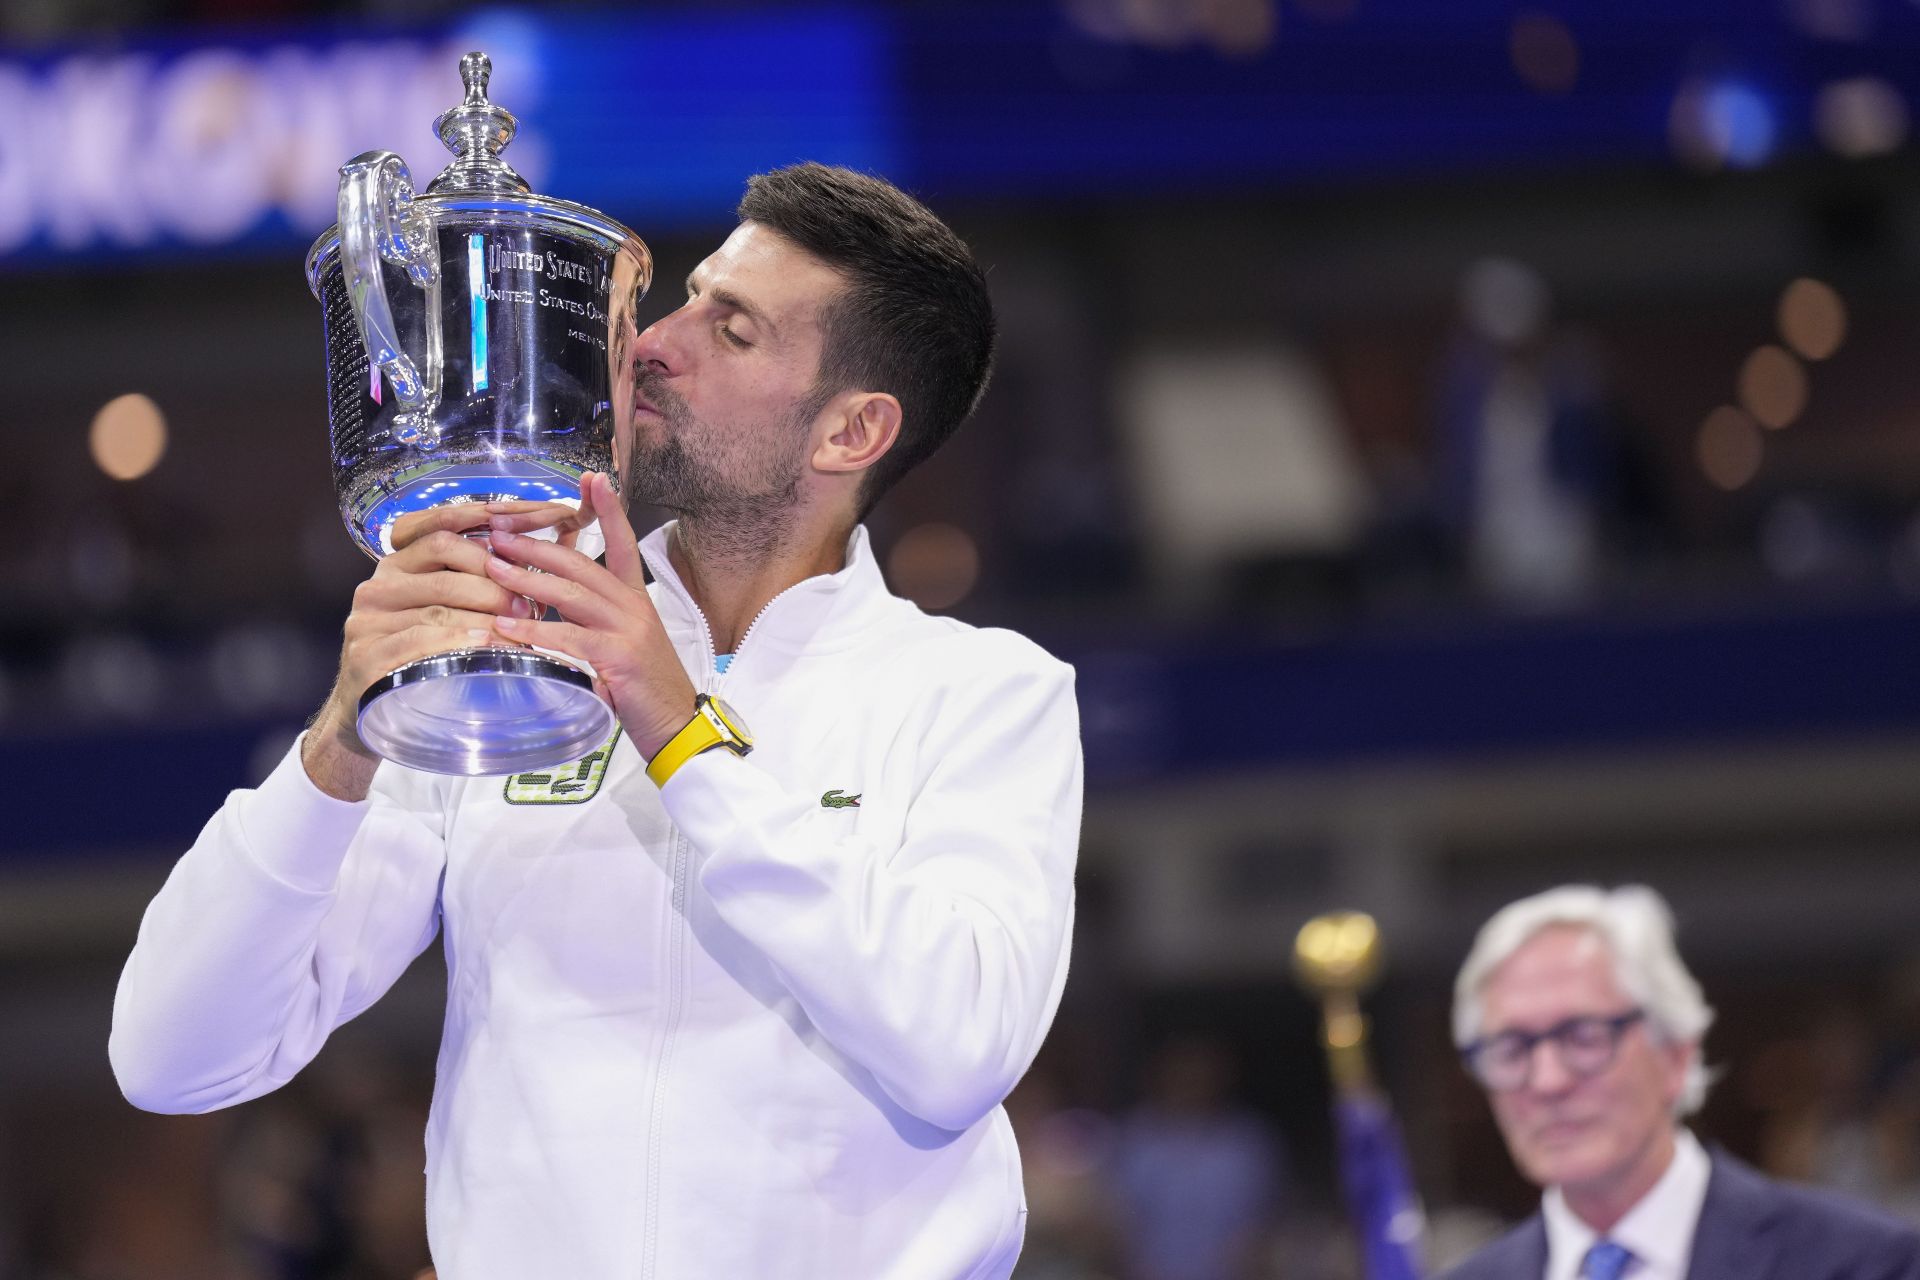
[1292,911,1384,997]
[305,49,651,298]
[427,51,531,196]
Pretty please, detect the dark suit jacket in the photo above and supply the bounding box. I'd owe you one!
[1440,1149,1920,1280]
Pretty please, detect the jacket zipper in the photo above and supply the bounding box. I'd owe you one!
[636,581,715,1280]
[639,827,690,1280]
[715,589,786,688]
[635,563,807,1277]
[653,560,809,693]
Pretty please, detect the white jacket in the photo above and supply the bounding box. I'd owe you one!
[110,524,1083,1279]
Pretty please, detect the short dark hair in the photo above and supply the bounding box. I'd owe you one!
[737,163,996,517]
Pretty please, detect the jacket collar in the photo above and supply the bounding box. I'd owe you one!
[1541,1128,1712,1279]
[1682,1149,1781,1280]
[637,522,902,661]
[1479,1149,1777,1280]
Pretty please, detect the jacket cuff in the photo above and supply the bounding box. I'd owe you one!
[657,748,766,853]
[233,732,372,894]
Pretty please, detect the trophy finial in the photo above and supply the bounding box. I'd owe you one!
[1293,911,1383,997]
[460,52,491,106]
[429,49,528,195]
[1294,911,1385,1094]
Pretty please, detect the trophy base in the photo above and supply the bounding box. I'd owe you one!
[357,647,615,777]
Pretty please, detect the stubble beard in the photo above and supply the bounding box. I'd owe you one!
[623,371,815,566]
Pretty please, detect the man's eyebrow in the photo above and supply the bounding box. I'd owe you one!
[684,273,778,337]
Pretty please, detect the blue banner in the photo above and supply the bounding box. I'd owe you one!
[0,7,895,262]
[4,3,1920,260]
[1336,1092,1426,1280]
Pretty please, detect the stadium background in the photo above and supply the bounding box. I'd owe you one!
[5,0,1920,1275]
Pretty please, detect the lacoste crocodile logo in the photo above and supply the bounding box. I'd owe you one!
[504,729,623,805]
[820,789,862,810]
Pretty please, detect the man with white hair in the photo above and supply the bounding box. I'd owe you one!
[1442,884,1920,1280]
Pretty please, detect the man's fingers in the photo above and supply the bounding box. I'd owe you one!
[483,499,565,515]
[489,614,594,670]
[390,502,500,551]
[484,525,622,594]
[391,499,592,559]
[481,544,622,627]
[395,604,514,634]
[357,568,532,619]
[586,471,646,590]
[383,527,498,576]
[485,525,668,634]
[345,621,509,692]
[484,500,596,538]
[347,604,507,647]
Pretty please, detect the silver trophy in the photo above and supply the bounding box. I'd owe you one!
[305,51,652,776]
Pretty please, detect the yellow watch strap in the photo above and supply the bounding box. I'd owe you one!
[646,707,724,788]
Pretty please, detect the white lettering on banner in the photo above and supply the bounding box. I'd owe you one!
[0,37,549,256]
[47,56,156,248]
[143,50,272,243]
[0,66,39,252]
[255,42,487,229]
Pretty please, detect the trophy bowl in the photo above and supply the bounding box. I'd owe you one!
[305,51,652,777]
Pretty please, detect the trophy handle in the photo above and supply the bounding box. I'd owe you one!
[338,150,444,446]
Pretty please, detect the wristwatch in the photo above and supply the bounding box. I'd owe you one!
[645,693,755,787]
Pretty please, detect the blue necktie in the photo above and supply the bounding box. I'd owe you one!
[1582,1240,1635,1280]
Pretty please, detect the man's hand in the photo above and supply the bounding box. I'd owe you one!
[303,501,570,801]
[485,471,698,760]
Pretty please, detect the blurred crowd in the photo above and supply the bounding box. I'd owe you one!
[13,972,1920,1280]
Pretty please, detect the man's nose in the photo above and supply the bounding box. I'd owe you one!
[632,311,681,375]
[1527,1038,1576,1094]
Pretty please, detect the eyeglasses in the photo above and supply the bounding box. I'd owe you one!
[1460,1009,1647,1091]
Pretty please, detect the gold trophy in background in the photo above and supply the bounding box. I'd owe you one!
[1295,911,1387,1094]
[1294,911,1427,1280]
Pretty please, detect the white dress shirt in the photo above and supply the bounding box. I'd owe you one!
[1542,1128,1712,1280]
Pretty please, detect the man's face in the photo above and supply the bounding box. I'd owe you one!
[621,222,844,523]
[1476,925,1692,1202]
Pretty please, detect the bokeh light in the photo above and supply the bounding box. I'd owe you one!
[64,526,136,608]
[1509,12,1579,96]
[1777,278,1848,361]
[1061,0,1278,54]
[1207,0,1278,56]
[88,393,168,480]
[1786,0,1875,41]
[1670,80,1777,170]
[1814,77,1909,157]
[1763,497,1840,583]
[59,635,163,718]
[1697,405,1765,490]
[887,523,981,612]
[209,625,329,714]
[1460,256,1549,347]
[1737,345,1809,429]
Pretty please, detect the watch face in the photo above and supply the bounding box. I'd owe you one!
[706,695,755,750]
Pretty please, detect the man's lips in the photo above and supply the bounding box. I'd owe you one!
[632,378,679,418]
[1529,1116,1599,1145]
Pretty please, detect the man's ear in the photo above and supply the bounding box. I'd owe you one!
[1661,1038,1697,1111]
[813,391,902,477]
